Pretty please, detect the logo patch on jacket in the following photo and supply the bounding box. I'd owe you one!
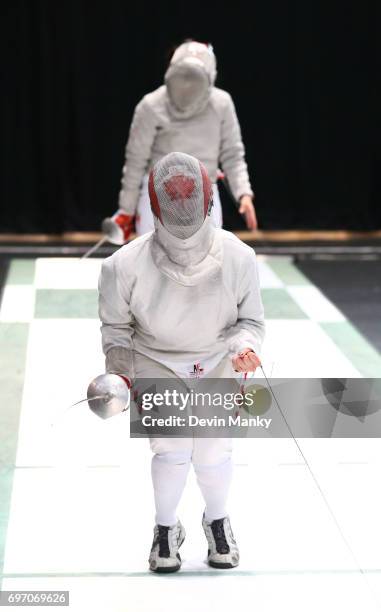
[189,362,204,378]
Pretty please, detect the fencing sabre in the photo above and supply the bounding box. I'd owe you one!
[50,374,130,426]
[81,212,134,259]
[259,364,380,608]
[81,236,108,259]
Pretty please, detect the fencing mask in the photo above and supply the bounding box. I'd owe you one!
[165,41,216,118]
[148,152,213,239]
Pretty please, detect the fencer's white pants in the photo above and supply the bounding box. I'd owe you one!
[135,353,234,526]
[135,175,223,235]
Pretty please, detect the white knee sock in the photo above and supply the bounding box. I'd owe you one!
[193,457,233,522]
[151,451,191,526]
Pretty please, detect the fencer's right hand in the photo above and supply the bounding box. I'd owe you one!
[238,195,258,231]
[101,212,135,245]
[232,348,261,373]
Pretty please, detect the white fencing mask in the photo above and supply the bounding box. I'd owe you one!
[148,152,213,239]
[165,41,216,118]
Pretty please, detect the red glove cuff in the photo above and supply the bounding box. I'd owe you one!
[113,213,135,241]
[117,374,131,389]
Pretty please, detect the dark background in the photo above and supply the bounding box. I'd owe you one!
[1,1,380,233]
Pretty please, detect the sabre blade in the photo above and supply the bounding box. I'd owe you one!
[71,395,108,407]
[81,236,108,259]
[50,394,109,427]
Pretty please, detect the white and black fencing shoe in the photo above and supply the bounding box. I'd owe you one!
[202,515,240,569]
[149,520,186,573]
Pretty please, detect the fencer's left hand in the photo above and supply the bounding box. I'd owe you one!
[239,195,258,231]
[232,348,261,373]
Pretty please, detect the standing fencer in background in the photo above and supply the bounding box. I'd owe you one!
[109,40,257,240]
[98,152,265,573]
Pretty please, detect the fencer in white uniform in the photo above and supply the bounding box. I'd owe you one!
[113,40,257,239]
[98,152,265,572]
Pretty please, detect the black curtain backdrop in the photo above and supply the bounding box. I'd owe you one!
[1,0,380,233]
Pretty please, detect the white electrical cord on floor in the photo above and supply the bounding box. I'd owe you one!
[259,364,380,609]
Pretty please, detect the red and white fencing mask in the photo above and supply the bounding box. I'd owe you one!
[148,152,213,239]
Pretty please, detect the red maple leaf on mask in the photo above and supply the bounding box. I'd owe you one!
[164,175,195,200]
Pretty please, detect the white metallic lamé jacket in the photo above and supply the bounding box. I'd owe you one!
[98,219,265,381]
[118,85,253,214]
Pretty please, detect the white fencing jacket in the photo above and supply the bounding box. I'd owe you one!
[118,86,253,215]
[98,219,265,381]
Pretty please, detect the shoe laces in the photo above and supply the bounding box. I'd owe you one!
[211,518,230,554]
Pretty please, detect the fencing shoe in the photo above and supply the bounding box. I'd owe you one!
[149,520,185,573]
[202,514,239,569]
